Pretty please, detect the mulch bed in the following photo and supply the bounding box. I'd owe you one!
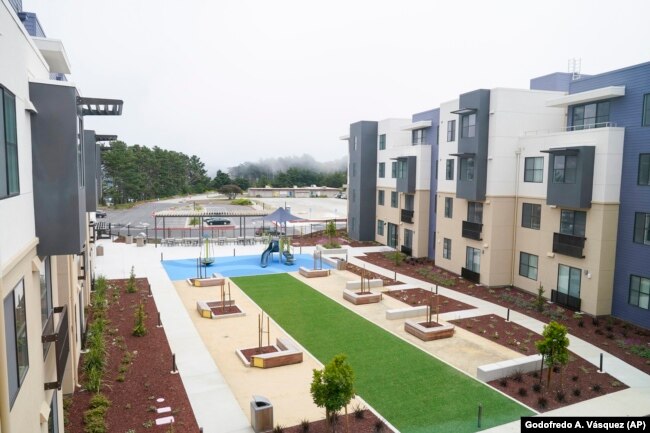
[449,314,628,412]
[291,229,380,248]
[66,278,199,433]
[207,304,242,316]
[239,345,278,362]
[283,409,394,433]
[345,262,403,286]
[384,288,476,314]
[359,252,650,375]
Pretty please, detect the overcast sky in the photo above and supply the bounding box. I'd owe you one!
[27,0,650,175]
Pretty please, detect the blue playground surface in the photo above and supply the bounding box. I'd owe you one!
[162,254,332,280]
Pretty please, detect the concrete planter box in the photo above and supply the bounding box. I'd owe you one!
[316,244,348,255]
[477,355,543,382]
[343,289,382,305]
[386,306,428,320]
[404,320,455,341]
[345,279,383,291]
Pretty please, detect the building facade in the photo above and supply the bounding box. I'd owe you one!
[0,1,122,432]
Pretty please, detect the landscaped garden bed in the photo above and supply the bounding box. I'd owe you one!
[282,408,394,433]
[449,314,628,412]
[66,275,199,433]
[359,252,650,375]
[384,288,476,314]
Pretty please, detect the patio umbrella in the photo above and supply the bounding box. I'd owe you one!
[260,207,305,235]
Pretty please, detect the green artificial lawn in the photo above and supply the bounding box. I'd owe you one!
[232,273,532,433]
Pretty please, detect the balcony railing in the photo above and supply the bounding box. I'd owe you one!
[524,121,617,136]
[401,209,414,224]
[553,232,585,258]
[461,267,480,284]
[462,220,483,241]
[551,289,581,311]
[400,245,413,256]
[42,306,70,390]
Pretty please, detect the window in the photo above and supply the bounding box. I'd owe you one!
[447,120,456,142]
[391,161,397,178]
[390,191,398,208]
[444,197,453,218]
[378,190,385,206]
[435,125,439,145]
[634,212,650,245]
[378,162,385,178]
[629,275,650,309]
[379,134,386,150]
[553,155,577,184]
[351,162,356,177]
[560,210,586,237]
[524,157,544,183]
[4,279,29,407]
[467,202,483,224]
[445,159,454,180]
[40,257,53,329]
[48,393,60,433]
[412,129,426,145]
[522,203,541,230]
[443,238,451,259]
[396,159,407,179]
[644,94,650,126]
[377,219,384,236]
[557,264,581,299]
[77,116,84,187]
[404,194,414,211]
[466,247,480,273]
[404,229,413,250]
[572,101,610,129]
[461,113,476,138]
[519,252,538,280]
[639,154,650,186]
[459,157,474,181]
[1,87,19,199]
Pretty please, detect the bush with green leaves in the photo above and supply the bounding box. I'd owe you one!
[310,354,355,433]
[535,321,569,386]
[132,301,148,337]
[126,266,137,293]
[231,198,253,205]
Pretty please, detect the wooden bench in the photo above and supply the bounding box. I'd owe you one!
[404,320,455,341]
[251,337,303,369]
[299,267,331,278]
[196,299,238,319]
[186,273,226,287]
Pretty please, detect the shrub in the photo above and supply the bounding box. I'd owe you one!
[89,393,111,409]
[300,419,310,433]
[573,388,581,397]
[532,383,542,393]
[592,383,602,393]
[353,403,365,419]
[537,397,548,409]
[231,198,253,205]
[535,284,545,312]
[512,370,523,383]
[499,378,508,387]
[578,320,584,328]
[555,391,566,402]
[374,419,386,433]
[572,375,579,382]
[83,405,108,433]
[132,302,148,337]
[126,266,137,293]
[518,387,528,397]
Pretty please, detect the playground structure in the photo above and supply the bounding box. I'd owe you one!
[199,236,215,265]
[260,236,295,268]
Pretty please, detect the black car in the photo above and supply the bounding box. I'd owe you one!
[205,217,231,226]
[96,210,107,218]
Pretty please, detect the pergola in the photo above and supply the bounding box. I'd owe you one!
[153,209,269,247]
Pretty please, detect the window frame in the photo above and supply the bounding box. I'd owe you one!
[465,247,480,273]
[522,203,541,230]
[390,191,398,208]
[377,190,385,206]
[412,128,426,145]
[524,157,544,183]
[638,154,650,186]
[629,275,650,310]
[391,161,397,178]
[379,134,386,150]
[557,264,581,299]
[445,159,454,180]
[4,279,29,407]
[519,252,538,280]
[459,157,475,181]
[643,94,650,127]
[1,86,20,199]
[447,120,456,142]
[467,201,483,224]
[443,238,451,259]
[552,155,577,184]
[560,209,586,237]
[460,113,476,138]
[633,212,650,245]
[444,197,453,218]
[571,101,610,129]
[378,162,385,178]
[377,219,384,236]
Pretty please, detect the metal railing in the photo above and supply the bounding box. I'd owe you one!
[524,121,617,136]
[551,289,581,311]
[400,209,414,223]
[462,220,483,241]
[461,267,480,283]
[42,306,69,390]
[553,232,585,258]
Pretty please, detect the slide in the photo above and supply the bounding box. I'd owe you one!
[260,240,280,268]
[283,250,295,265]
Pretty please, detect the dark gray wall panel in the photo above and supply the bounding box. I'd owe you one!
[545,146,595,209]
[83,130,98,212]
[456,89,490,201]
[347,121,378,241]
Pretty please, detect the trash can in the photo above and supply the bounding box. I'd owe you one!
[336,257,347,270]
[96,245,104,256]
[250,395,273,433]
[125,235,133,244]
[135,236,145,247]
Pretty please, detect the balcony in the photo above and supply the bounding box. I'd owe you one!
[462,220,483,241]
[553,233,585,258]
[401,209,414,224]
[461,267,480,284]
[42,306,70,390]
[551,290,581,311]
[400,245,413,256]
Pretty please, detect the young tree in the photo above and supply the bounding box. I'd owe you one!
[310,354,355,433]
[325,220,337,245]
[535,321,569,386]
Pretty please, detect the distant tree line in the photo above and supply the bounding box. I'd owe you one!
[213,167,346,189]
[102,141,210,204]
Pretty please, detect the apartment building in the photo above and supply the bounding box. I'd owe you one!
[0,1,122,432]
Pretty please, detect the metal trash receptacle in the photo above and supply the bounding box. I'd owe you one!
[135,237,145,247]
[96,245,104,256]
[125,235,133,244]
[336,258,346,270]
[250,395,273,432]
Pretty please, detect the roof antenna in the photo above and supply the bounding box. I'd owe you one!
[568,58,582,80]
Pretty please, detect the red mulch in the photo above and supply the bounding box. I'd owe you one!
[66,278,199,433]
[290,229,380,248]
[345,262,403,286]
[419,321,442,328]
[207,304,242,316]
[449,314,628,412]
[359,252,650,375]
[239,346,278,362]
[384,288,476,314]
[284,409,394,433]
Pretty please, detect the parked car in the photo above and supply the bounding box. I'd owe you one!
[96,210,107,218]
[205,217,231,226]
